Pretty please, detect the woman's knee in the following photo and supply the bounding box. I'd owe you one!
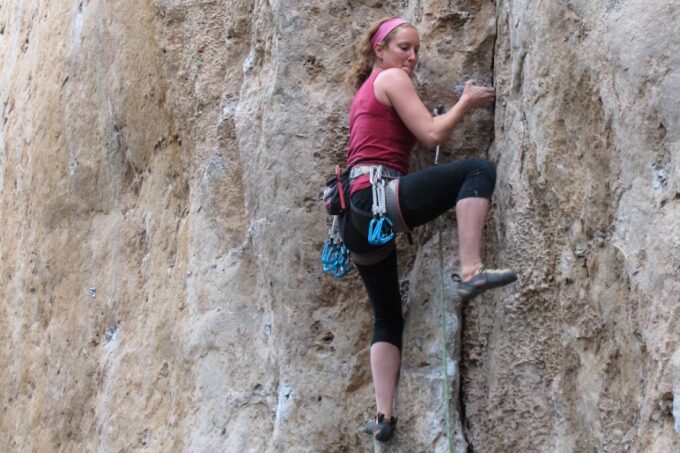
[470,158,496,183]
[455,159,496,201]
[371,320,404,350]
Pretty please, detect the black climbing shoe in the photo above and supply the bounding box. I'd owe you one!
[452,266,517,302]
[363,413,397,442]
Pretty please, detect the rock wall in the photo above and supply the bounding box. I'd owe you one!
[0,0,678,452]
[466,0,680,452]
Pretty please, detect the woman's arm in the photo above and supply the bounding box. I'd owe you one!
[374,68,495,149]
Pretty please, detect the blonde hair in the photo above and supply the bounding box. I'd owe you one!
[345,17,414,92]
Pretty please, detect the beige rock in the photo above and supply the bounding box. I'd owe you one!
[1,0,678,452]
[466,0,680,451]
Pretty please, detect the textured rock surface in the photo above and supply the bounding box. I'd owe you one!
[465,0,680,452]
[0,0,678,452]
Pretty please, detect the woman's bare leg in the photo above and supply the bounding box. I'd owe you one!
[371,342,400,418]
[455,197,490,280]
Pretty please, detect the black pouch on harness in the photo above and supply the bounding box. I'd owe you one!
[323,165,351,216]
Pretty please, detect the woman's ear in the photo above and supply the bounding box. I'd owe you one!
[373,43,384,60]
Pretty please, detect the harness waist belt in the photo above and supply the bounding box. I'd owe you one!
[349,165,403,180]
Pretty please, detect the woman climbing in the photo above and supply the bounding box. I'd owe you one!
[341,17,517,442]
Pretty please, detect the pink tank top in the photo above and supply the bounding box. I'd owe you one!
[347,69,416,194]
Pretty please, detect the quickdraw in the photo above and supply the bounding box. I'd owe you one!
[321,215,350,278]
[367,166,395,245]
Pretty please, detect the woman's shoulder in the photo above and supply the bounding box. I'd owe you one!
[374,68,414,88]
[376,67,409,78]
[373,68,415,107]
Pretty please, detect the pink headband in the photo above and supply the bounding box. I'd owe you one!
[371,18,410,48]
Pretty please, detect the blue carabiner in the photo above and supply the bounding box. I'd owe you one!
[322,240,334,264]
[333,245,350,278]
[322,240,339,273]
[368,216,395,245]
[322,237,352,278]
[334,264,349,278]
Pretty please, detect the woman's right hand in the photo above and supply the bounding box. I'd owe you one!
[460,80,495,110]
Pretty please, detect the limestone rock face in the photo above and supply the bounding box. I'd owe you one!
[466,1,680,452]
[0,1,678,452]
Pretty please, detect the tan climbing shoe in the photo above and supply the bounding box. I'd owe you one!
[452,266,517,301]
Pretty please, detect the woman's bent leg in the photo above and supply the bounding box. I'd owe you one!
[397,159,496,272]
[396,159,515,296]
[397,158,496,229]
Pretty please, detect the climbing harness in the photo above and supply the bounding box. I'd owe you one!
[367,166,395,245]
[320,163,402,275]
[322,215,350,278]
[433,103,454,453]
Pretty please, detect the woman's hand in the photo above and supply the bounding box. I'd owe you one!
[460,80,495,110]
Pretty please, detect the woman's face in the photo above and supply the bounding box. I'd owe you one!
[377,26,420,76]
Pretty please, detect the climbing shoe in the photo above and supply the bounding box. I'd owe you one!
[363,413,397,442]
[452,266,517,302]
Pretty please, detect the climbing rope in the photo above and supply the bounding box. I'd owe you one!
[438,217,454,453]
[433,104,454,453]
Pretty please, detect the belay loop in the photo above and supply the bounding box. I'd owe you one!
[322,215,350,278]
[368,166,395,245]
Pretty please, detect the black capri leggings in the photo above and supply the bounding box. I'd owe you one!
[344,158,496,350]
